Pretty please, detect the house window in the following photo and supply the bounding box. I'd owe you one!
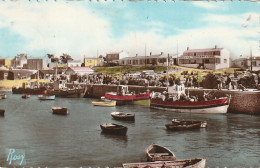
[224,59,227,63]
[241,62,244,66]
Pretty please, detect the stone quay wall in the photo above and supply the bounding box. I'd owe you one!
[84,84,260,115]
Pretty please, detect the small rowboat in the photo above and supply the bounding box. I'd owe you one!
[146,144,176,162]
[100,123,128,135]
[0,109,5,115]
[172,119,207,128]
[51,107,68,115]
[122,158,206,168]
[0,94,6,99]
[92,100,116,107]
[22,94,30,99]
[111,112,135,121]
[38,94,55,100]
[165,122,202,131]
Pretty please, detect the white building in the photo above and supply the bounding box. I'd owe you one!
[119,52,177,66]
[232,56,260,71]
[65,67,94,76]
[178,46,230,70]
[67,60,82,67]
[11,54,28,69]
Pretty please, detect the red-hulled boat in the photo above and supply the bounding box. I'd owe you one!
[105,85,150,102]
[150,85,230,114]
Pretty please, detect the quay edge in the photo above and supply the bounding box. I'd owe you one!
[84,84,260,115]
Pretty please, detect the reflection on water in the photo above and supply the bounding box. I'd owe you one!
[0,92,259,167]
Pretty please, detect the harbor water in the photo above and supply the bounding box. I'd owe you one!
[0,92,259,167]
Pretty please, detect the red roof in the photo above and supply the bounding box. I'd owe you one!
[184,48,223,53]
[69,67,93,71]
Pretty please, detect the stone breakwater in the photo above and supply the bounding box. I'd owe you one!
[84,84,260,115]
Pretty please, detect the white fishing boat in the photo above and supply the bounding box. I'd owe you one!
[38,94,55,100]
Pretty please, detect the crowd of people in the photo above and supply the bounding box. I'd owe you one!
[75,70,260,91]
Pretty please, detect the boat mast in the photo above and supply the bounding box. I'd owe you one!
[166,53,169,90]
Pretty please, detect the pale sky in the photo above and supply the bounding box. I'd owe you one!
[0,0,259,60]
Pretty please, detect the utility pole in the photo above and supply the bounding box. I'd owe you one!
[177,40,179,65]
[250,47,253,72]
[145,44,146,67]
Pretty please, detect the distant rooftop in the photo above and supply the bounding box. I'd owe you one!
[184,48,224,53]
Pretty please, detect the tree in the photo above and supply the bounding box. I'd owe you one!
[60,53,73,63]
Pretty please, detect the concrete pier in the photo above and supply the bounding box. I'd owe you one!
[84,84,260,115]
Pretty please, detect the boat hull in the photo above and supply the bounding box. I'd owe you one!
[52,107,68,115]
[46,89,84,98]
[92,101,116,107]
[105,92,150,102]
[111,112,135,121]
[151,98,229,114]
[165,122,202,131]
[100,124,128,135]
[12,87,46,95]
[122,158,206,168]
[38,95,55,100]
[146,144,176,162]
[0,109,5,115]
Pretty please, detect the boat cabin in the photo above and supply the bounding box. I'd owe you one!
[167,84,186,100]
[117,85,129,96]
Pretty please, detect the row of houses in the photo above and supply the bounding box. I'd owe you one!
[0,67,94,80]
[0,45,259,71]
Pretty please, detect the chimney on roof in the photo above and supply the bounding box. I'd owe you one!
[136,54,138,57]
[187,47,189,51]
[161,52,163,55]
[150,52,152,56]
[215,45,217,49]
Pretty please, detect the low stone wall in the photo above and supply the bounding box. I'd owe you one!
[84,84,260,115]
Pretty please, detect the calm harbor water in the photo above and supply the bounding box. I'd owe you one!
[0,92,259,167]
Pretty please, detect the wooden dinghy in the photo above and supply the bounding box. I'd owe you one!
[38,94,55,100]
[100,123,128,135]
[22,94,30,99]
[172,119,207,128]
[146,144,176,162]
[0,94,6,99]
[0,109,5,115]
[92,99,116,107]
[165,122,201,131]
[51,107,68,115]
[122,158,206,168]
[111,112,135,121]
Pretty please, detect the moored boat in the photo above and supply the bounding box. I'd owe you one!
[0,109,5,115]
[122,158,206,168]
[51,107,68,115]
[22,94,30,99]
[38,94,55,100]
[165,122,202,131]
[12,87,46,95]
[150,85,230,114]
[92,100,116,107]
[146,144,176,162]
[105,85,150,104]
[46,88,84,98]
[100,123,128,135]
[172,119,207,128]
[111,112,135,121]
[0,94,7,99]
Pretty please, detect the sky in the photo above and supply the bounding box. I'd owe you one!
[0,0,259,60]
